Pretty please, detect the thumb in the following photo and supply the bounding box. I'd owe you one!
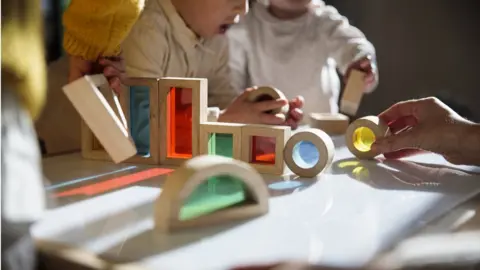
[371,129,421,155]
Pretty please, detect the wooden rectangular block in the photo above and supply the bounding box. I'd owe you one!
[81,77,161,165]
[340,70,365,116]
[159,77,208,166]
[309,112,350,135]
[199,122,244,160]
[63,74,137,164]
[241,124,291,175]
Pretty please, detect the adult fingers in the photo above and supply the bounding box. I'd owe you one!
[378,99,422,126]
[253,99,288,113]
[259,112,286,125]
[388,115,418,134]
[371,127,422,155]
[383,148,427,159]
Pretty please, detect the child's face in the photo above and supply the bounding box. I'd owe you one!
[269,0,311,11]
[174,0,248,38]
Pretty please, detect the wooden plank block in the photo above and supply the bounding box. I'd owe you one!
[240,124,291,175]
[154,155,269,233]
[159,78,208,166]
[199,122,244,160]
[63,75,137,164]
[309,112,350,135]
[345,115,390,159]
[340,70,366,116]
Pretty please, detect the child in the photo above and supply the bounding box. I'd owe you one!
[227,0,378,122]
[2,0,47,268]
[63,0,304,152]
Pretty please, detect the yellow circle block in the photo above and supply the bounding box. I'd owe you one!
[353,127,376,152]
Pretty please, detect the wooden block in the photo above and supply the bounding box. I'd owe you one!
[80,77,161,165]
[309,113,350,135]
[159,78,208,166]
[240,124,291,175]
[63,74,137,164]
[345,116,390,159]
[283,128,335,178]
[340,70,366,116]
[247,86,289,116]
[154,155,269,233]
[36,239,148,270]
[199,122,244,160]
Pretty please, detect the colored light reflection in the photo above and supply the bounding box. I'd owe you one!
[167,87,193,159]
[292,140,319,169]
[55,168,173,198]
[353,127,375,152]
[251,136,276,165]
[179,175,249,221]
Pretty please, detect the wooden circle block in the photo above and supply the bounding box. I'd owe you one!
[309,113,350,135]
[345,116,390,159]
[247,86,290,115]
[154,155,269,233]
[283,128,335,178]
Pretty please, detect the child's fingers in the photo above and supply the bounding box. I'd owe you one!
[253,99,288,113]
[289,96,305,109]
[289,108,303,122]
[99,57,126,72]
[259,113,286,125]
[285,118,299,130]
[109,77,122,95]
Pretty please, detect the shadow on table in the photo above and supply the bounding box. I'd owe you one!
[329,157,480,193]
[263,174,318,198]
[99,220,251,263]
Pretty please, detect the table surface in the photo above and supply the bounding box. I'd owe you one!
[32,136,480,270]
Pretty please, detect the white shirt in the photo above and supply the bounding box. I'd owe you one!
[227,2,377,122]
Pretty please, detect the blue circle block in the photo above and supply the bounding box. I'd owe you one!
[292,140,320,169]
[268,181,304,190]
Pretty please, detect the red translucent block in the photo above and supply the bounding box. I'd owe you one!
[167,87,193,159]
[250,136,276,165]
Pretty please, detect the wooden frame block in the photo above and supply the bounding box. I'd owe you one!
[284,128,335,178]
[340,70,366,116]
[199,122,244,160]
[346,116,390,159]
[154,155,269,233]
[63,74,137,164]
[81,77,161,165]
[119,77,161,164]
[241,124,291,175]
[247,86,289,115]
[309,113,350,135]
[159,78,208,166]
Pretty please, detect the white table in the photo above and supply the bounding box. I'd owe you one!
[32,136,480,270]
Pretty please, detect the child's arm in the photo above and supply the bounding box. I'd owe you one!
[317,6,378,92]
[227,27,249,92]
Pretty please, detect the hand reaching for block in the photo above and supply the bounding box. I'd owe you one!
[344,55,378,94]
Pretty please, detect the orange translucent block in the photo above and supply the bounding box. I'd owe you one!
[251,136,276,165]
[167,87,193,159]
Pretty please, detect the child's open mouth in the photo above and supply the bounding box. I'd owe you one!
[219,24,232,34]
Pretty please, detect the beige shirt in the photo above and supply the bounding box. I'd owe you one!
[122,0,239,110]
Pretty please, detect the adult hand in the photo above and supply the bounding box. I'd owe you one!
[67,55,126,95]
[218,88,288,125]
[371,97,480,166]
[285,95,305,130]
[345,55,378,93]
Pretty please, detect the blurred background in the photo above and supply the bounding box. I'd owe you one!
[42,0,480,121]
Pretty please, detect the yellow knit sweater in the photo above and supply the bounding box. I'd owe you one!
[2,0,46,120]
[63,0,145,61]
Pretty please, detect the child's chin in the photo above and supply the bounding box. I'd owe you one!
[218,24,231,34]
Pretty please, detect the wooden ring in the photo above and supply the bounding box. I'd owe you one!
[345,116,390,159]
[283,128,335,178]
[247,86,290,115]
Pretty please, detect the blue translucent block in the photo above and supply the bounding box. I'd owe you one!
[292,140,320,169]
[129,85,150,156]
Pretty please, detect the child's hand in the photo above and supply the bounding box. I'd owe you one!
[67,55,126,95]
[218,88,288,125]
[285,96,305,130]
[345,55,378,93]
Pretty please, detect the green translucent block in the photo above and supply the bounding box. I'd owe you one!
[208,133,233,158]
[179,175,248,221]
[129,85,150,156]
